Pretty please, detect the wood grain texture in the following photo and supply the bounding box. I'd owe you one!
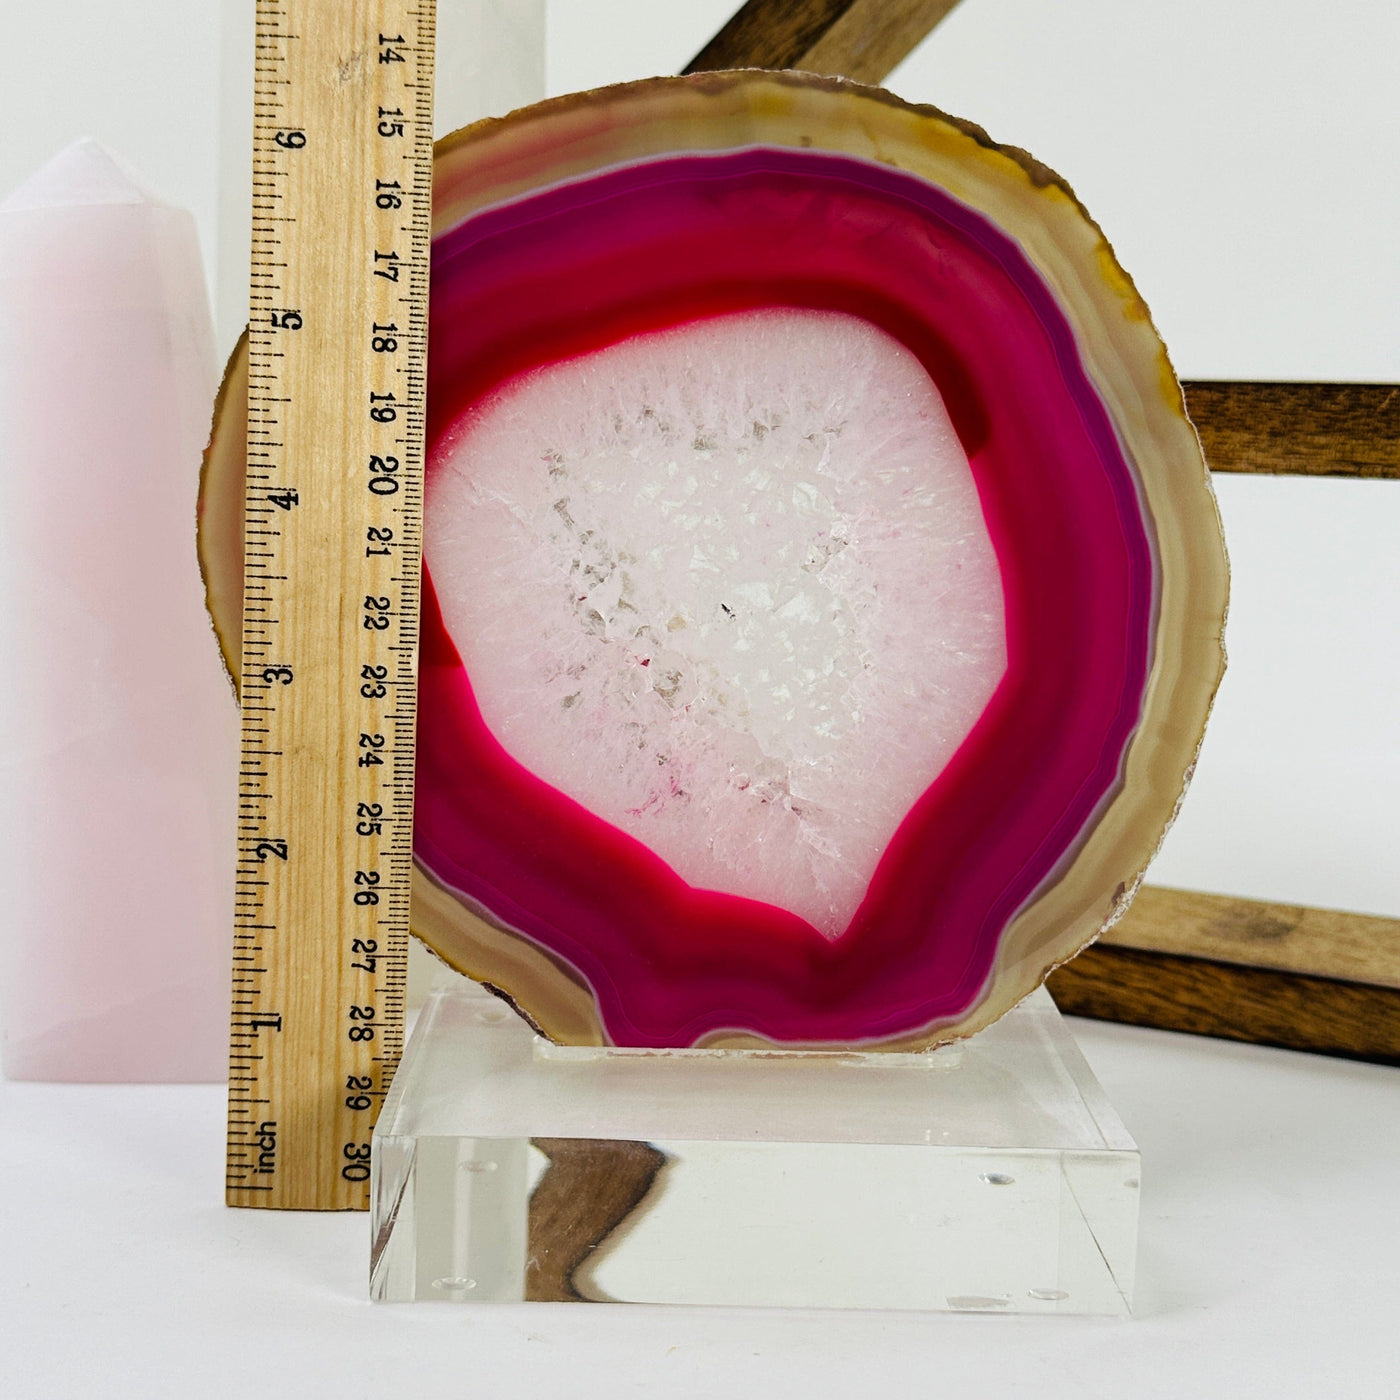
[1106,885,1400,991]
[225,0,434,1210]
[1048,943,1400,1065]
[1183,381,1400,478]
[525,1139,670,1301]
[685,0,962,83]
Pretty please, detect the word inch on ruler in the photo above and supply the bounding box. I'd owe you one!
[227,1,436,1211]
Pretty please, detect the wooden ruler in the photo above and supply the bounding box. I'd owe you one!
[226,0,436,1210]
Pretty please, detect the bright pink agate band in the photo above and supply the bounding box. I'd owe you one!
[418,147,1155,1045]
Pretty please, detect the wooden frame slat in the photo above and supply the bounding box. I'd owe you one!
[1048,944,1400,1065]
[1185,381,1400,479]
[1103,886,1400,991]
[685,0,963,84]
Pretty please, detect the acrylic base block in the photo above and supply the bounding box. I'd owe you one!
[370,986,1139,1313]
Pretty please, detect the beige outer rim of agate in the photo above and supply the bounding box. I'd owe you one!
[199,70,1228,1050]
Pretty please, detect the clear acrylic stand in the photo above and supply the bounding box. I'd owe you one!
[371,984,1139,1313]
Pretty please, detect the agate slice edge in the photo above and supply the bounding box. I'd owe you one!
[198,72,1228,1049]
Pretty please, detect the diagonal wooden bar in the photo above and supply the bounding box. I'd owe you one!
[686,0,964,85]
[687,2,1400,1061]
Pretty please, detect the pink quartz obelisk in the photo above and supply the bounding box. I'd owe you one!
[0,141,236,1081]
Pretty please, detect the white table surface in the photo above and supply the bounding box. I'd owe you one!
[4,1016,1398,1399]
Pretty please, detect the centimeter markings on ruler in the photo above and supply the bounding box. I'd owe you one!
[226,0,436,1210]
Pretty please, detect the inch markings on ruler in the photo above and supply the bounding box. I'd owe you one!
[226,0,436,1211]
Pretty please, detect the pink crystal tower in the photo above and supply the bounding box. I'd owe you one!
[0,142,236,1080]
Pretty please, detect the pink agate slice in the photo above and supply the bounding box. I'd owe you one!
[412,138,1166,1047]
[197,76,1223,1048]
[427,307,1006,937]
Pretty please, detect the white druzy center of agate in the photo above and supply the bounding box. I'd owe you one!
[427,308,1007,937]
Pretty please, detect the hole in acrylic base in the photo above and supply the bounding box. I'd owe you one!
[370,984,1138,1314]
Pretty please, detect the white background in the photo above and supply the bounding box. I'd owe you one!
[2,3,1398,1396]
